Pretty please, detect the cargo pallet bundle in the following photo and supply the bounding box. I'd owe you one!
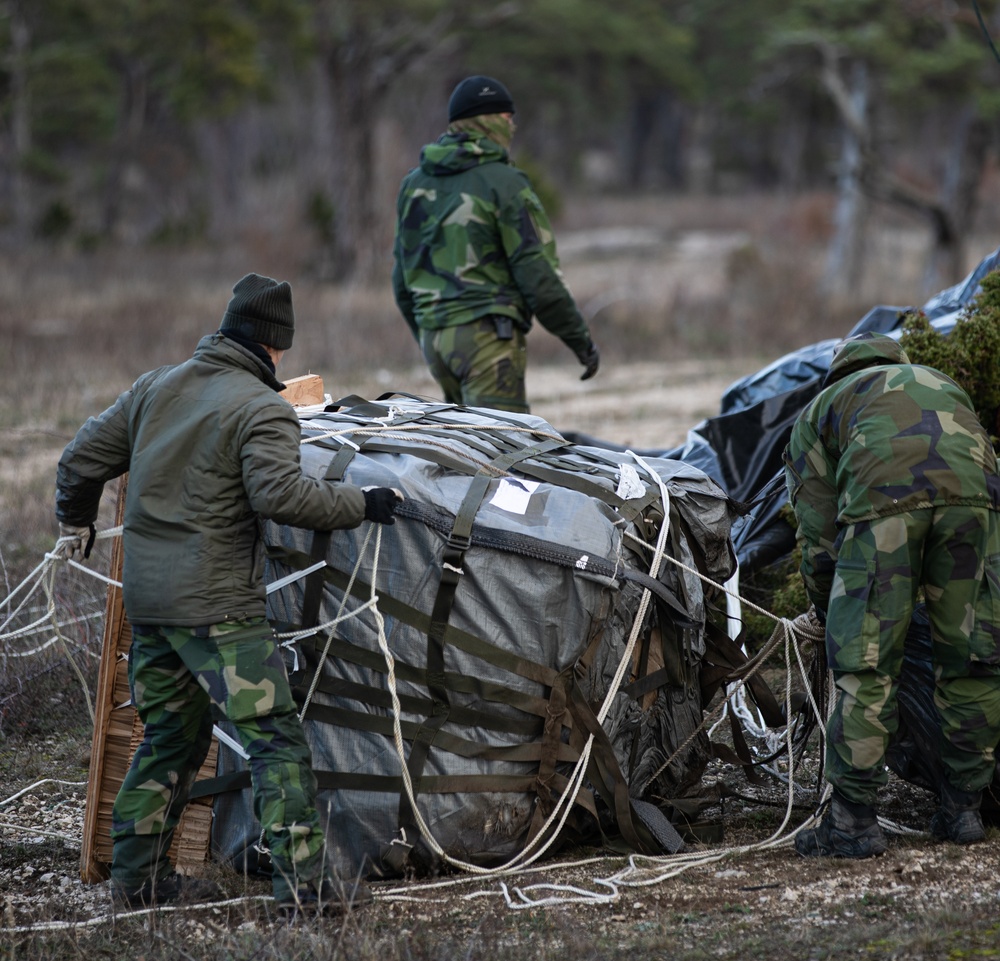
[84,393,749,883]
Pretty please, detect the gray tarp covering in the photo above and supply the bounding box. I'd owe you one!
[209,398,738,879]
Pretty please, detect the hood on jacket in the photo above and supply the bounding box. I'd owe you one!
[823,332,911,387]
[419,130,509,177]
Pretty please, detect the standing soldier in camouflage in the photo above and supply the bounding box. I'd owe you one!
[392,75,599,413]
[784,332,1000,858]
[54,274,402,912]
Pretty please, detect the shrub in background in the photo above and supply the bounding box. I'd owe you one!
[900,269,1000,445]
[748,270,1000,646]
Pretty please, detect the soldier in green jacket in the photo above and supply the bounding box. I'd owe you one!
[784,332,1000,858]
[55,274,402,913]
[391,75,599,413]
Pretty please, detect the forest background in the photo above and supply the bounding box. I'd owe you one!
[4,0,1000,291]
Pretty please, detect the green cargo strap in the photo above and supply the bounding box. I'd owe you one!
[191,769,552,800]
[525,672,570,846]
[727,707,767,786]
[294,673,543,737]
[700,619,784,728]
[293,630,560,724]
[302,701,540,745]
[266,545,563,688]
[400,435,568,853]
[300,446,358,630]
[626,621,654,780]
[327,394,452,421]
[565,681,661,856]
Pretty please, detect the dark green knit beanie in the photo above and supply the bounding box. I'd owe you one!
[220,273,295,350]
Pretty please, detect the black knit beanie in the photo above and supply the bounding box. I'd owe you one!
[448,75,514,122]
[220,273,295,350]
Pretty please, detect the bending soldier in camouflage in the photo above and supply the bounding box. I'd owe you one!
[392,75,599,413]
[55,274,402,913]
[784,332,1000,857]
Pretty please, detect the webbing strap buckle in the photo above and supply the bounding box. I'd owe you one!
[446,532,472,553]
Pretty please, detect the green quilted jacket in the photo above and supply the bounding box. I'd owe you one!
[56,333,365,625]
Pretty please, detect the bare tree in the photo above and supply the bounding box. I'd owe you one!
[783,6,996,299]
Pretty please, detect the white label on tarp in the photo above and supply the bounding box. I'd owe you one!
[490,477,541,514]
[616,463,646,500]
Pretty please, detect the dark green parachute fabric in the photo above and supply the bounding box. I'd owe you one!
[208,398,739,879]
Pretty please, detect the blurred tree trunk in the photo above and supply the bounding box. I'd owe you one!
[318,37,381,283]
[311,1,518,284]
[815,41,990,300]
[780,5,996,300]
[102,59,148,238]
[822,59,869,298]
[6,0,31,238]
[624,88,685,190]
[197,115,245,237]
[920,107,989,297]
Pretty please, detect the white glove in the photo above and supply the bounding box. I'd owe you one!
[55,522,96,561]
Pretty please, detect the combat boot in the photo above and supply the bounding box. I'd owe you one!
[112,871,225,909]
[277,874,374,920]
[930,781,985,845]
[795,790,888,859]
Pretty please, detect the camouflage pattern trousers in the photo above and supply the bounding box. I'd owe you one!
[110,618,327,901]
[825,506,1000,806]
[420,316,529,413]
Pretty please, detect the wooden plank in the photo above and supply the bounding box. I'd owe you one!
[80,475,224,884]
[279,373,325,407]
[80,477,129,883]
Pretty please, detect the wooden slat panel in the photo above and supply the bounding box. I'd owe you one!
[80,475,222,883]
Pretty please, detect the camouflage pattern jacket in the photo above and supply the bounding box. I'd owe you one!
[391,130,592,359]
[56,334,365,626]
[783,333,1000,611]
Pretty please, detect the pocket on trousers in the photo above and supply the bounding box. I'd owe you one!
[826,557,880,674]
[969,553,1000,667]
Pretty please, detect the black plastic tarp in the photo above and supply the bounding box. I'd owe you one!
[661,244,1000,573]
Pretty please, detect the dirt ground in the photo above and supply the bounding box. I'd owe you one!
[2,746,999,959]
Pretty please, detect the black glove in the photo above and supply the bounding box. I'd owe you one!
[362,487,404,525]
[577,340,600,381]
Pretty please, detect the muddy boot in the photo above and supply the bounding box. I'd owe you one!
[930,782,984,845]
[795,791,887,859]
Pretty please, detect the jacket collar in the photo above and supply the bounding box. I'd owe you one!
[194,333,286,392]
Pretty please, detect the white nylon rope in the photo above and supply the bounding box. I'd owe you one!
[365,450,674,879]
[0,461,893,915]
